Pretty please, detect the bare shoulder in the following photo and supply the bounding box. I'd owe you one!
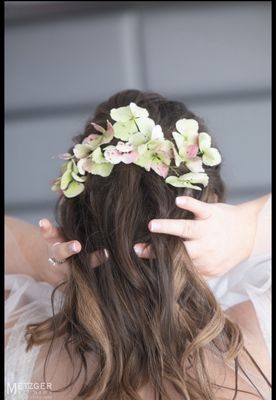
[225,300,271,382]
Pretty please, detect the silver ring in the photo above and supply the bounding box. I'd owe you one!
[48,256,66,267]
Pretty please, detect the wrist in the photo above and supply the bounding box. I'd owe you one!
[237,194,270,260]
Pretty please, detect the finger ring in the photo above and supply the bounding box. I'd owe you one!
[48,256,66,267]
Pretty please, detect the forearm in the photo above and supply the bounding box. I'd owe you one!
[5,216,56,284]
[238,193,271,259]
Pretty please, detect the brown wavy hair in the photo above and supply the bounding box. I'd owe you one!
[26,90,268,399]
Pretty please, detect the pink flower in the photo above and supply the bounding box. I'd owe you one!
[104,142,139,164]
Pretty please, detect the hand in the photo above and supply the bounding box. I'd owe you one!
[133,196,257,277]
[39,219,107,284]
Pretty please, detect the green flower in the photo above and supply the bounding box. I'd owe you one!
[73,120,114,159]
[77,147,114,177]
[165,172,209,190]
[59,160,87,198]
[132,125,172,178]
[110,102,155,141]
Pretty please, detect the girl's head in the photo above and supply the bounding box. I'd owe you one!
[27,90,243,400]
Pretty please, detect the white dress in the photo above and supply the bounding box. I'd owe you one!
[5,197,271,399]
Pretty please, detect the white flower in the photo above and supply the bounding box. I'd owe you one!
[110,102,155,141]
[172,118,199,150]
[198,132,221,166]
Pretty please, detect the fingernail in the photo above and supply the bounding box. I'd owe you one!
[38,219,44,228]
[134,244,142,255]
[70,242,81,253]
[148,221,158,232]
[176,197,186,206]
[104,249,109,259]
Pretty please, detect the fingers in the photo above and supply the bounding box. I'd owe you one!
[148,219,201,239]
[133,243,154,259]
[39,218,108,268]
[175,196,212,219]
[90,249,109,268]
[50,241,82,262]
[39,218,61,242]
[49,241,108,268]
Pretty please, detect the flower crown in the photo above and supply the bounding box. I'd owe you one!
[51,102,221,198]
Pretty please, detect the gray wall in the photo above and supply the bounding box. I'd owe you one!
[5,1,271,224]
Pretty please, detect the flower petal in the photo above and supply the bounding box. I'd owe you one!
[81,158,94,173]
[66,160,74,171]
[129,102,149,118]
[104,147,123,164]
[90,162,114,177]
[63,181,85,198]
[102,120,115,142]
[113,120,137,140]
[181,172,209,186]
[82,134,102,147]
[73,144,93,159]
[57,153,73,160]
[134,152,152,171]
[60,170,73,190]
[71,171,87,182]
[77,158,87,175]
[129,132,149,146]
[185,157,205,173]
[121,151,139,164]
[186,144,199,159]
[137,143,148,156]
[165,176,202,190]
[136,117,155,135]
[175,119,199,143]
[90,122,106,134]
[172,146,183,167]
[199,132,212,151]
[165,172,209,189]
[151,124,164,140]
[116,141,134,153]
[202,147,222,166]
[151,161,169,178]
[110,105,132,122]
[92,147,106,163]
[172,131,185,150]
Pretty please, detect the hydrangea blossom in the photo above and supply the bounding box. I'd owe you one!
[51,103,222,198]
[104,142,139,165]
[198,132,222,166]
[73,120,114,159]
[110,102,155,141]
[131,125,172,178]
[172,118,204,173]
[53,160,87,198]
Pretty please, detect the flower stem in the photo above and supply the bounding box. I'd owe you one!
[168,165,180,177]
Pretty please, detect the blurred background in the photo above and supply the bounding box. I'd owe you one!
[5,1,271,224]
